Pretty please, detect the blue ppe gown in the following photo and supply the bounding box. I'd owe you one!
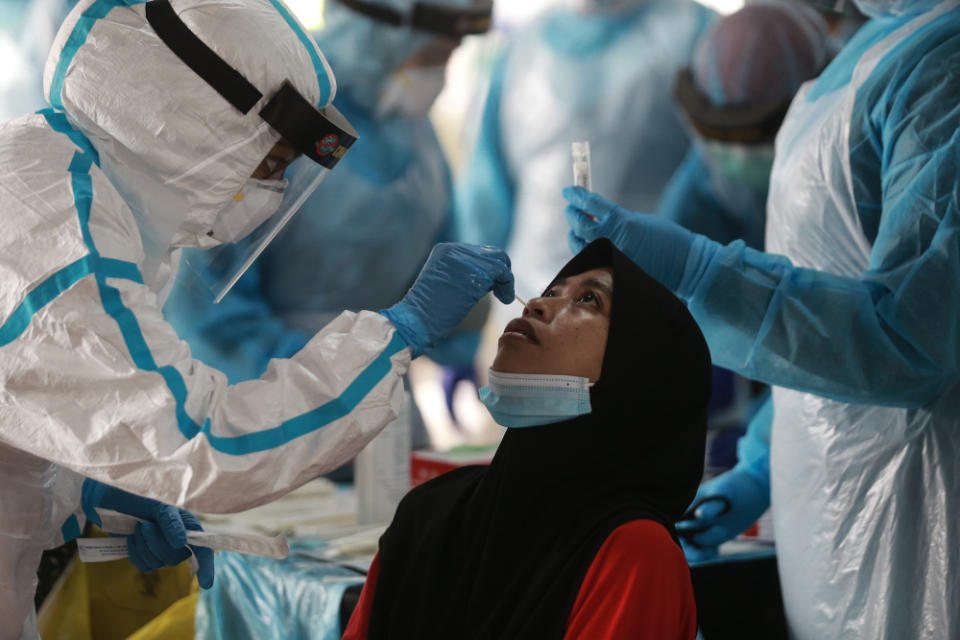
[456,0,713,301]
[674,6,960,637]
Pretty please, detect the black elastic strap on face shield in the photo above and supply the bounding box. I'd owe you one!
[145,0,357,168]
[337,0,492,38]
[673,69,791,145]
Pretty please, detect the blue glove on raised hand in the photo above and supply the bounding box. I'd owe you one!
[81,479,215,588]
[381,243,514,358]
[564,186,718,295]
[675,464,771,563]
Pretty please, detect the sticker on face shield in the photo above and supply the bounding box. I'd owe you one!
[316,134,339,156]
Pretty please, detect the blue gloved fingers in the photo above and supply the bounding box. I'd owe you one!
[127,525,163,573]
[692,497,729,521]
[477,246,515,305]
[152,502,188,548]
[81,478,109,527]
[138,520,191,567]
[189,544,215,589]
[562,186,618,221]
[178,510,215,588]
[680,537,719,564]
[567,229,588,255]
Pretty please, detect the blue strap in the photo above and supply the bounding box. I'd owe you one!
[48,0,149,111]
[264,0,333,107]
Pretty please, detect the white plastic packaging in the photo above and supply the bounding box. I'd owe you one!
[355,391,412,524]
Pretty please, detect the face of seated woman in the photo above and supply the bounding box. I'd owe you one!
[492,267,612,382]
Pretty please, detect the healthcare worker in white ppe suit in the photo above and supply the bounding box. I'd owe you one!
[0,0,514,638]
[564,0,960,636]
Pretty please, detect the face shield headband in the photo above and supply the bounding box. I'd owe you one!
[145,0,359,303]
[336,0,493,38]
[673,68,793,145]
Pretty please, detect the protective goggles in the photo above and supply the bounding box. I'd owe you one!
[336,0,493,38]
[145,0,358,302]
[673,69,792,145]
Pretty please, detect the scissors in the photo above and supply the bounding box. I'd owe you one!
[676,495,733,547]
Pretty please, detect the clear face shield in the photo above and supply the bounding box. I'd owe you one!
[145,0,358,303]
[186,94,357,302]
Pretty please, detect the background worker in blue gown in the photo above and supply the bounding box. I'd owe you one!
[563,0,960,635]
[655,1,834,561]
[454,0,714,304]
[165,0,491,385]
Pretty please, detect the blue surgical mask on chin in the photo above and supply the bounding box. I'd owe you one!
[479,370,593,429]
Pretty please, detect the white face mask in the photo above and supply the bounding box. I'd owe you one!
[376,66,446,118]
[209,177,287,244]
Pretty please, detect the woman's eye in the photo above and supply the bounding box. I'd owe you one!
[577,291,599,305]
[543,289,557,298]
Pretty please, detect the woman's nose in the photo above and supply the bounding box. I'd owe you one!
[522,297,553,321]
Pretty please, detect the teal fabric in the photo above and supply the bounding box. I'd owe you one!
[680,7,960,407]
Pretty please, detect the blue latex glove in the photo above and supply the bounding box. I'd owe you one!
[564,186,717,294]
[381,243,514,358]
[675,465,771,563]
[81,479,215,588]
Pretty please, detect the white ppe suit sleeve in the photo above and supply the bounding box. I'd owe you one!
[0,266,411,514]
[51,467,86,543]
[680,58,960,408]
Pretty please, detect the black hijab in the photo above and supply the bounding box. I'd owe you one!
[366,239,711,639]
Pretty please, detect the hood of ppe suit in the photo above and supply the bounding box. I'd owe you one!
[693,2,829,107]
[317,0,471,113]
[43,0,336,256]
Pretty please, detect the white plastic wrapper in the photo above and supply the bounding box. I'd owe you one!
[82,509,291,561]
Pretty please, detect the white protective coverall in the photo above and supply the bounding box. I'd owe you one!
[0,1,411,637]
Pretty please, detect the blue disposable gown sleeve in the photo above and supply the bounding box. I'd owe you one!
[656,149,738,245]
[165,252,311,384]
[678,48,960,409]
[452,53,515,249]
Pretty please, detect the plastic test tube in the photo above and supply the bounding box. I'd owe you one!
[571,141,592,191]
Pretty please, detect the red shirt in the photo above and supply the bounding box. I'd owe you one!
[342,519,696,639]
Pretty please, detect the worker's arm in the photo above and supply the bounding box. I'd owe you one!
[567,44,960,408]
[678,43,960,408]
[164,248,311,384]
[0,256,410,514]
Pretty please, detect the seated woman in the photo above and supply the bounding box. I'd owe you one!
[343,239,711,639]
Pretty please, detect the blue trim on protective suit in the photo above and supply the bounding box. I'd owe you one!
[38,108,100,164]
[60,514,82,542]
[0,255,141,347]
[201,333,408,455]
[264,0,332,107]
[49,0,148,111]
